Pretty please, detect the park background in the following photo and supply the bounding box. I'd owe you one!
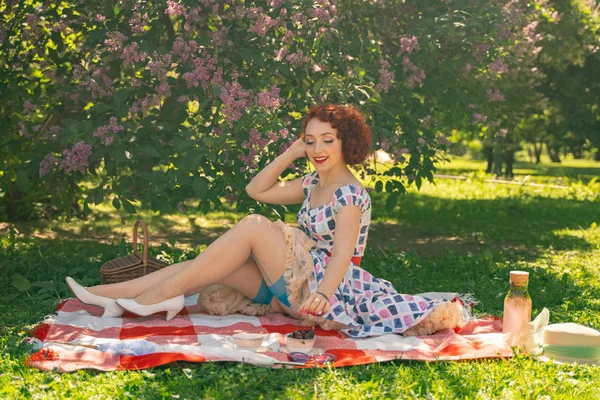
[1,0,599,398]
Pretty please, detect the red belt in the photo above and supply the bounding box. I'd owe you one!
[323,250,362,266]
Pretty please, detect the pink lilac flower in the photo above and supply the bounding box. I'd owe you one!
[109,117,123,133]
[417,137,426,146]
[495,22,512,40]
[274,48,288,62]
[44,125,62,140]
[220,81,252,126]
[120,42,147,66]
[177,95,190,103]
[486,88,505,102]
[146,53,172,82]
[39,154,56,177]
[165,1,186,16]
[462,63,473,75]
[93,118,123,145]
[399,35,420,55]
[285,51,310,67]
[18,121,30,138]
[268,0,286,7]
[498,129,508,138]
[472,43,490,62]
[23,100,38,117]
[422,115,431,126]
[95,14,106,22]
[376,59,394,93]
[402,57,426,89]
[248,13,274,37]
[155,82,171,97]
[312,64,324,73]
[436,134,450,146]
[182,55,218,90]
[279,128,289,138]
[291,12,307,25]
[472,113,487,125]
[489,59,508,74]
[129,11,145,34]
[257,85,282,109]
[211,26,232,47]
[104,31,127,52]
[308,7,331,20]
[60,141,93,174]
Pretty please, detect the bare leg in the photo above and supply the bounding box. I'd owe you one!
[87,260,195,299]
[134,214,289,306]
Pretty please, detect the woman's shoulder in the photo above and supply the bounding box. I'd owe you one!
[302,170,320,195]
[333,181,371,213]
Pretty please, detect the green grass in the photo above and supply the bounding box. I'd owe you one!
[1,157,599,399]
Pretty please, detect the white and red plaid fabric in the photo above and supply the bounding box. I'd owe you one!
[25,294,513,372]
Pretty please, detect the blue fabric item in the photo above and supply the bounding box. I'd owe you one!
[252,279,274,304]
[268,275,291,307]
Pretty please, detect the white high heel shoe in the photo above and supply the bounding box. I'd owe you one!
[116,295,184,321]
[65,276,125,318]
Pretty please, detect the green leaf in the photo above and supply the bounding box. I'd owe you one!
[16,170,33,193]
[114,88,133,105]
[121,198,137,214]
[385,181,394,193]
[385,192,399,213]
[375,180,383,193]
[193,178,209,199]
[112,197,121,210]
[139,146,161,158]
[11,274,31,292]
[168,236,177,247]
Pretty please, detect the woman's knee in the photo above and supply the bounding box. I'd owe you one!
[236,214,270,236]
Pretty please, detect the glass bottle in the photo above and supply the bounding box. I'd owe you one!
[502,271,532,346]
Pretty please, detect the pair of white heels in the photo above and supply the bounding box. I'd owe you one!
[65,277,184,321]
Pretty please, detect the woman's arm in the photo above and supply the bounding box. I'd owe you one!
[245,139,307,205]
[299,205,362,315]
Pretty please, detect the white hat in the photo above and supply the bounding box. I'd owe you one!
[538,322,600,365]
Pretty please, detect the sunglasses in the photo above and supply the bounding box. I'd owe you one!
[289,352,336,365]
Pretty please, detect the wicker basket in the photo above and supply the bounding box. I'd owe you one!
[100,220,169,284]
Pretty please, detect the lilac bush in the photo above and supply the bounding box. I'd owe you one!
[1,0,597,220]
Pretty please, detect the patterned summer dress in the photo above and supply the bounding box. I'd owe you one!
[298,170,440,338]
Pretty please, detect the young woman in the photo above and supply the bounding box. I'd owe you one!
[66,104,461,337]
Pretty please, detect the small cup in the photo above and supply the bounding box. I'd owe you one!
[232,333,264,348]
[285,333,316,352]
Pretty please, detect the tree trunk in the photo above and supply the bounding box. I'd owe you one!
[546,143,562,163]
[595,149,600,161]
[493,145,504,176]
[484,146,494,173]
[534,143,542,164]
[504,149,515,178]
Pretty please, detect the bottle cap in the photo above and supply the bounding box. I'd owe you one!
[510,271,529,285]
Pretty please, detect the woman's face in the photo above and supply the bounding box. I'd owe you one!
[304,118,344,172]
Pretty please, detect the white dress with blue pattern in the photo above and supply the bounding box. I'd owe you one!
[298,170,440,338]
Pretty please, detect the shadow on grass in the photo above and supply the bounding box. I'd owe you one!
[369,191,598,257]
[439,159,600,184]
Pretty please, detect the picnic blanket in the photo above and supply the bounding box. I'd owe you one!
[25,293,514,372]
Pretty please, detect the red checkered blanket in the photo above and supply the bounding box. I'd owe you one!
[25,294,513,371]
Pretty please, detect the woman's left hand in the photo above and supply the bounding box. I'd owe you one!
[298,291,331,317]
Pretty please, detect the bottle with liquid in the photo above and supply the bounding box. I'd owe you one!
[502,271,532,346]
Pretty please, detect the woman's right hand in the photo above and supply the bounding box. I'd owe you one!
[287,138,307,160]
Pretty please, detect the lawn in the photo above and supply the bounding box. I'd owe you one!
[1,156,599,399]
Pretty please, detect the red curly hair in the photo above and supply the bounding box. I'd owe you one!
[302,104,372,165]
